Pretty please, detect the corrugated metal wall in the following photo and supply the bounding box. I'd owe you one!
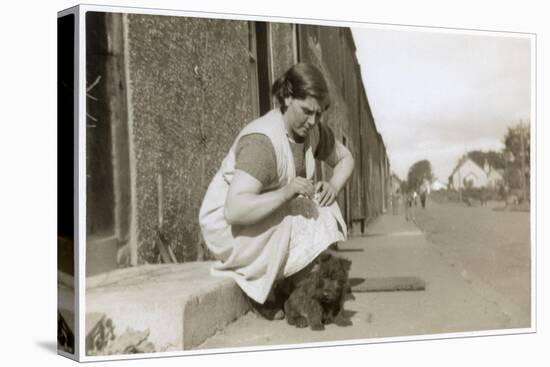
[298,25,389,225]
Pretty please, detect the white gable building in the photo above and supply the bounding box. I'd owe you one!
[449,156,503,190]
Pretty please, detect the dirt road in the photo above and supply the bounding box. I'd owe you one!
[413,198,531,325]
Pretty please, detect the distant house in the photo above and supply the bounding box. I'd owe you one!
[448,156,503,190]
[430,178,447,191]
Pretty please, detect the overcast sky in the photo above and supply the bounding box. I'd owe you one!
[351,27,532,182]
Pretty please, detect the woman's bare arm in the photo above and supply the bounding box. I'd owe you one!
[315,139,354,206]
[224,170,314,225]
[326,139,354,192]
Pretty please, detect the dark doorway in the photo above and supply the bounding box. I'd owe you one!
[86,12,116,238]
[254,22,272,116]
[85,12,133,275]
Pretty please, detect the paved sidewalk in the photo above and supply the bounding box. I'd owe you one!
[197,212,527,350]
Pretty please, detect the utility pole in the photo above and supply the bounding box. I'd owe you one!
[519,119,527,202]
[457,154,462,202]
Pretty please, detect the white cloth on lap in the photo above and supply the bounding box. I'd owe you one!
[283,196,346,277]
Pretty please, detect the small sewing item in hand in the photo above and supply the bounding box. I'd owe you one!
[314,181,337,207]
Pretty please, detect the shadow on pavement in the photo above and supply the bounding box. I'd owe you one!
[349,277,365,287]
[332,309,357,328]
[361,232,389,238]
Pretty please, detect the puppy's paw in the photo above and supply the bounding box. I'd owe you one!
[295,317,309,328]
[310,323,325,331]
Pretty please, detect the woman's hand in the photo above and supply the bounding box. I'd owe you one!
[315,181,337,207]
[284,177,315,200]
[320,140,354,205]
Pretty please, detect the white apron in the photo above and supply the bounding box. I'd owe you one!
[198,109,347,303]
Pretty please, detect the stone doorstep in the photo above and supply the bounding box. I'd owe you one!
[85,261,249,352]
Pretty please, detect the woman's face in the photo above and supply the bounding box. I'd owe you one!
[283,96,324,141]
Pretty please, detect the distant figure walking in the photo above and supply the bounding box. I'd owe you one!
[405,190,415,221]
[392,188,401,215]
[479,188,488,206]
[419,178,430,209]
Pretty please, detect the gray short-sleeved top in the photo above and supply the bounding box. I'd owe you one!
[235,123,335,186]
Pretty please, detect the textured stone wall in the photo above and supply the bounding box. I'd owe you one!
[121,16,389,263]
[126,15,254,262]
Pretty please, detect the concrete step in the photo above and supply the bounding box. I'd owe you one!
[85,261,248,352]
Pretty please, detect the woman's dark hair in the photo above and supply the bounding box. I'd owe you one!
[271,63,330,113]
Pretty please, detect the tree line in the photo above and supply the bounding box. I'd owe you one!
[402,121,530,201]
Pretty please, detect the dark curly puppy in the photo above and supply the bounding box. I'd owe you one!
[284,252,353,330]
[317,253,353,325]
